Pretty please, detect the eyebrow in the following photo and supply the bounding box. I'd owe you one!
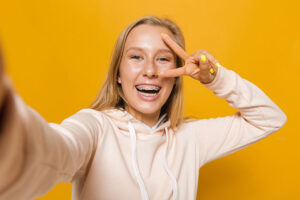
[125,47,173,54]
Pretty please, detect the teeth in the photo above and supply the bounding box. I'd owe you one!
[138,91,157,97]
[136,85,160,91]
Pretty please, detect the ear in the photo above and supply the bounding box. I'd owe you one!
[118,76,121,84]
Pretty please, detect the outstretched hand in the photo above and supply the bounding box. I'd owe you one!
[160,33,221,84]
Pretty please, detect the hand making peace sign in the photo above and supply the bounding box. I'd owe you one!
[160,33,221,84]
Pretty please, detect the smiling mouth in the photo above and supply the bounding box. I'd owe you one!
[135,85,161,97]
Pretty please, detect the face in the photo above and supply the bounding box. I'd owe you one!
[118,24,176,119]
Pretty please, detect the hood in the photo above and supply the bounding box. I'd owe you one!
[101,108,171,135]
[99,108,178,200]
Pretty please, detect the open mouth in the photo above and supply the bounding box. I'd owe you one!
[135,85,161,97]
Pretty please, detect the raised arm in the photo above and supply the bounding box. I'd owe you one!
[188,65,287,166]
[0,49,101,199]
[159,34,287,167]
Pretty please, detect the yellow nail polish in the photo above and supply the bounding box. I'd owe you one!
[200,55,207,62]
[161,32,165,37]
[157,72,160,76]
[210,68,215,74]
[216,63,221,68]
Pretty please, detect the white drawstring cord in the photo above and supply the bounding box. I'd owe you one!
[163,127,178,200]
[128,122,178,200]
[128,122,149,200]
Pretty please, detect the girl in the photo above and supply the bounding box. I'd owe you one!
[0,16,287,200]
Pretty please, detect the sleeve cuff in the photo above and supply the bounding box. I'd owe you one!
[202,65,237,98]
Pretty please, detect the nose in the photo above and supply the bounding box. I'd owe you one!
[143,60,158,78]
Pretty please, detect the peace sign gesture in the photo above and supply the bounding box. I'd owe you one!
[159,33,221,84]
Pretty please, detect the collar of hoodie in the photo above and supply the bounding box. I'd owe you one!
[101,108,178,200]
[101,108,171,136]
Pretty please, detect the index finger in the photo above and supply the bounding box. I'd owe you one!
[161,33,189,60]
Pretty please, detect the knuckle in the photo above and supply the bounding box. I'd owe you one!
[199,49,208,54]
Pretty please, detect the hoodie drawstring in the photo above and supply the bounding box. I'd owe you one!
[128,122,178,200]
[163,127,178,200]
[128,122,149,200]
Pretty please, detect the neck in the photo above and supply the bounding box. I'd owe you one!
[125,106,160,127]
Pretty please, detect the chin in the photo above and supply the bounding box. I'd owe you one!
[135,104,161,115]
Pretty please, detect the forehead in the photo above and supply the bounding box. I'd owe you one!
[124,24,174,50]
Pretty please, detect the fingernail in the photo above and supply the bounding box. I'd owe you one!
[216,63,221,68]
[161,32,166,37]
[157,72,160,76]
[210,68,215,74]
[200,55,207,62]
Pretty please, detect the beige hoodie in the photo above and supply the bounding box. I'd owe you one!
[0,65,287,200]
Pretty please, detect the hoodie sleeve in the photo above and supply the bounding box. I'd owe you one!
[188,65,287,166]
[0,75,101,200]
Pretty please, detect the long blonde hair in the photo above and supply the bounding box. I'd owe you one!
[90,16,185,129]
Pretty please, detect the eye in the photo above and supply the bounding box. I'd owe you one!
[158,57,170,62]
[131,55,142,60]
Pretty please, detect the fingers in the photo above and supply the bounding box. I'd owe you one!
[193,54,214,80]
[191,50,221,74]
[201,50,221,70]
[159,67,186,78]
[158,46,222,80]
[161,33,189,60]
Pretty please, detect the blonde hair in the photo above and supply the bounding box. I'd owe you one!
[90,16,185,129]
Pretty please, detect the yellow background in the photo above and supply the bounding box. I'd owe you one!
[0,0,299,199]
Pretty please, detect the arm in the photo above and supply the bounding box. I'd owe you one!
[0,53,101,199]
[189,65,287,165]
[159,34,287,166]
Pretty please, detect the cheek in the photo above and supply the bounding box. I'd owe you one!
[119,61,141,83]
[162,77,176,93]
[158,61,176,72]
[161,61,177,89]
